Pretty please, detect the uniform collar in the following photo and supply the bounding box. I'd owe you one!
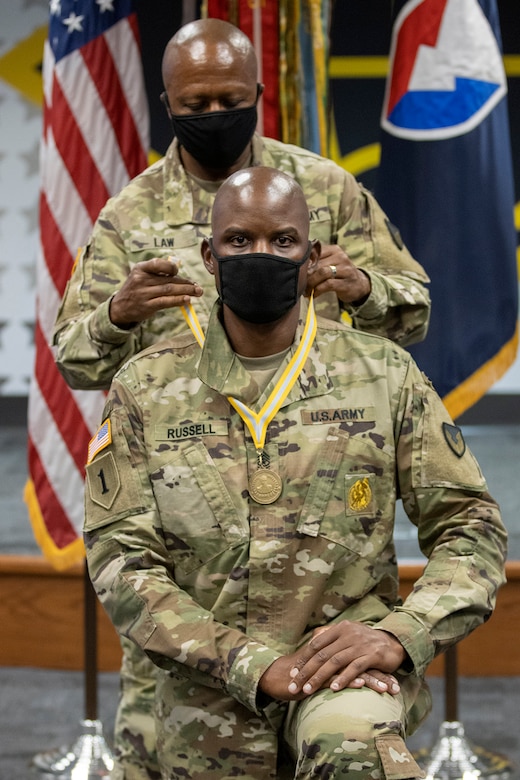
[197,298,333,407]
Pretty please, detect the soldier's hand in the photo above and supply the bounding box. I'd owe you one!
[109,256,204,327]
[285,621,407,697]
[258,623,405,702]
[259,654,310,702]
[306,244,371,306]
[347,669,402,696]
[304,625,402,696]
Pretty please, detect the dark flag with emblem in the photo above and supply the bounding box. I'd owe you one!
[25,0,149,569]
[376,0,518,419]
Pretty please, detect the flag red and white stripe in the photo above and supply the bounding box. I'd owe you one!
[25,0,149,569]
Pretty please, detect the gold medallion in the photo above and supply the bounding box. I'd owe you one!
[249,468,283,504]
[348,477,372,511]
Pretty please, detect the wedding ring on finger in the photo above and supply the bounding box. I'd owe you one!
[329,264,337,278]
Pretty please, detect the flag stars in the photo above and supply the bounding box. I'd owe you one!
[96,0,115,11]
[62,12,84,33]
[50,0,61,15]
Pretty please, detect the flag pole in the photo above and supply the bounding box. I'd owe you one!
[414,646,513,780]
[84,561,100,720]
[444,645,458,721]
[30,562,114,779]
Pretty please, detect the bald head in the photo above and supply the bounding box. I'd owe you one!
[204,166,317,285]
[161,19,261,175]
[162,19,258,92]
[212,167,310,238]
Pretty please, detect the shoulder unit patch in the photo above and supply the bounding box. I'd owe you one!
[442,422,466,458]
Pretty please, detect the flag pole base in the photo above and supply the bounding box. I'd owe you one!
[414,721,514,780]
[30,718,114,779]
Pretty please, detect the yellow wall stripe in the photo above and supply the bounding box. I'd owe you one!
[329,56,389,78]
[329,55,520,79]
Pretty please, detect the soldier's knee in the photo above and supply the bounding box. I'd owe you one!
[286,688,424,779]
[292,725,423,780]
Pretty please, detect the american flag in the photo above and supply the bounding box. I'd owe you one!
[25,0,149,569]
[87,419,112,464]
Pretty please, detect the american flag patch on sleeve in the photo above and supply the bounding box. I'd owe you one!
[87,419,112,464]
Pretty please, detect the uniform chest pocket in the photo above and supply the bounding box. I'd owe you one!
[150,440,247,575]
[297,427,396,558]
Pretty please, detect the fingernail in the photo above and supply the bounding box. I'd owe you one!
[391,682,400,692]
[303,683,312,693]
[289,667,299,678]
[330,681,340,690]
[377,680,387,689]
[288,682,298,693]
[353,678,365,685]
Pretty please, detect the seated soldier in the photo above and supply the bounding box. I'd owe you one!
[84,166,506,780]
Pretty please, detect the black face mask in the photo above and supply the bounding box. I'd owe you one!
[209,240,313,324]
[169,103,258,170]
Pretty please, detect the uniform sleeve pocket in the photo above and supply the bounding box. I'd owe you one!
[412,383,487,491]
[84,414,151,531]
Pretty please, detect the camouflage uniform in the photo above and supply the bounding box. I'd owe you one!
[55,134,430,778]
[84,301,506,780]
[53,134,430,391]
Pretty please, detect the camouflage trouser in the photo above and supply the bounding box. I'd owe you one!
[154,671,430,779]
[283,685,427,779]
[110,636,160,780]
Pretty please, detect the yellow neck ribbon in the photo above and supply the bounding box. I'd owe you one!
[181,297,317,451]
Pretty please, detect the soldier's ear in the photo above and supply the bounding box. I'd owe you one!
[308,240,321,273]
[201,238,216,275]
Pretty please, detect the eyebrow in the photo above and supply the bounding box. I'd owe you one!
[220,226,300,237]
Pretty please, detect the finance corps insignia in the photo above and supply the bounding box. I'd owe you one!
[348,477,372,512]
